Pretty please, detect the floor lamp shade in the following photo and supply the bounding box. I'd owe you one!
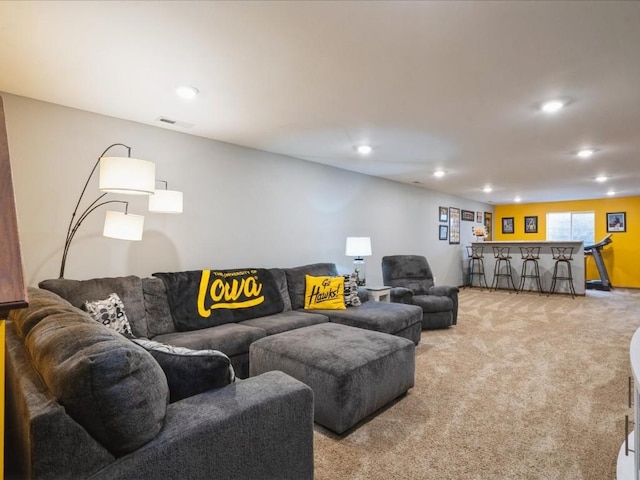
[99,156,156,195]
[149,189,183,213]
[103,211,144,240]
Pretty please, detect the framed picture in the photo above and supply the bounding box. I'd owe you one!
[439,225,448,241]
[502,217,514,234]
[484,212,492,240]
[607,212,626,232]
[461,209,475,222]
[476,211,483,223]
[449,207,460,244]
[524,216,538,233]
[439,206,448,223]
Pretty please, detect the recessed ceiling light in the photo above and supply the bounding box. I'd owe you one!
[595,175,608,183]
[541,100,565,114]
[356,145,372,156]
[607,190,616,196]
[577,148,596,159]
[514,196,522,203]
[483,186,493,193]
[176,85,199,99]
[433,169,445,178]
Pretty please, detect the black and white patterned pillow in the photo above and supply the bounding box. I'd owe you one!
[83,292,134,336]
[132,338,236,402]
[344,273,362,307]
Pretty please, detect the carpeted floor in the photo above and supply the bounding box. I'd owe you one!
[314,288,640,480]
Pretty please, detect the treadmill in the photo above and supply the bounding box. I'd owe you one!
[584,234,613,291]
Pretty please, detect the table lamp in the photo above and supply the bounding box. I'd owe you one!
[345,237,372,286]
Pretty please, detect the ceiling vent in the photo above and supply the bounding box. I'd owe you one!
[156,117,194,129]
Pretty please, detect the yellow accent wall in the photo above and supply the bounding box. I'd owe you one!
[494,196,640,288]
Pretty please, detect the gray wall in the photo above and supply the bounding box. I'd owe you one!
[2,93,492,287]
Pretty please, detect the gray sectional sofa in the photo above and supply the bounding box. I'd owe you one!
[38,262,423,378]
[6,262,423,479]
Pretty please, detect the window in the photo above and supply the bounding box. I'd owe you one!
[546,211,594,244]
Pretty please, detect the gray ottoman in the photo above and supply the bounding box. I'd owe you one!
[249,323,415,434]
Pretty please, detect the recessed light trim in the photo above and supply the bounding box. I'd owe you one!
[577,148,596,159]
[541,99,565,114]
[176,85,200,99]
[607,190,616,196]
[356,145,372,156]
[514,196,522,203]
[433,169,445,178]
[483,186,493,193]
[595,175,608,183]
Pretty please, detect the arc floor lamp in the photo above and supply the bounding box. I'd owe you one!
[59,143,182,278]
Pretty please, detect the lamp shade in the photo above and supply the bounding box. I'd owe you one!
[103,211,144,240]
[345,237,372,257]
[99,156,156,195]
[149,189,183,213]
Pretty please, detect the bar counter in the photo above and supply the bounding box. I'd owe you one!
[468,240,585,295]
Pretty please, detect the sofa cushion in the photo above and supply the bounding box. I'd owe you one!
[22,288,168,457]
[153,322,267,358]
[153,269,285,331]
[304,275,346,310]
[142,277,177,337]
[240,310,329,335]
[269,268,292,312]
[83,292,134,336]
[285,263,339,310]
[132,338,235,402]
[39,276,148,338]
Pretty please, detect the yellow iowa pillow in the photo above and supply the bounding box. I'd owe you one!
[304,275,346,310]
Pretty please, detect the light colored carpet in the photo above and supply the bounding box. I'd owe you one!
[314,288,640,480]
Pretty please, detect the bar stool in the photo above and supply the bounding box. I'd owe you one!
[548,246,576,298]
[517,246,544,295]
[491,246,517,292]
[466,245,488,289]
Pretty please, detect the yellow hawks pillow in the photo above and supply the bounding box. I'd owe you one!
[304,275,346,310]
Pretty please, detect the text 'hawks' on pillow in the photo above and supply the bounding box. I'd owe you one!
[131,338,236,402]
[343,273,362,307]
[304,275,346,310]
[82,292,134,337]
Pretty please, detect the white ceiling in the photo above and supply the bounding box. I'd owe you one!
[1,1,639,204]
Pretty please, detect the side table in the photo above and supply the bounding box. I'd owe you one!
[366,286,391,303]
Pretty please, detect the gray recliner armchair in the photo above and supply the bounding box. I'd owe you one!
[382,255,459,330]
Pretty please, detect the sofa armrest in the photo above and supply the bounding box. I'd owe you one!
[428,285,459,297]
[390,287,414,304]
[428,285,459,325]
[90,371,314,480]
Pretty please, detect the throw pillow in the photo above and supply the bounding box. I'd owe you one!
[131,338,236,402]
[304,275,346,310]
[83,292,134,337]
[343,273,362,307]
